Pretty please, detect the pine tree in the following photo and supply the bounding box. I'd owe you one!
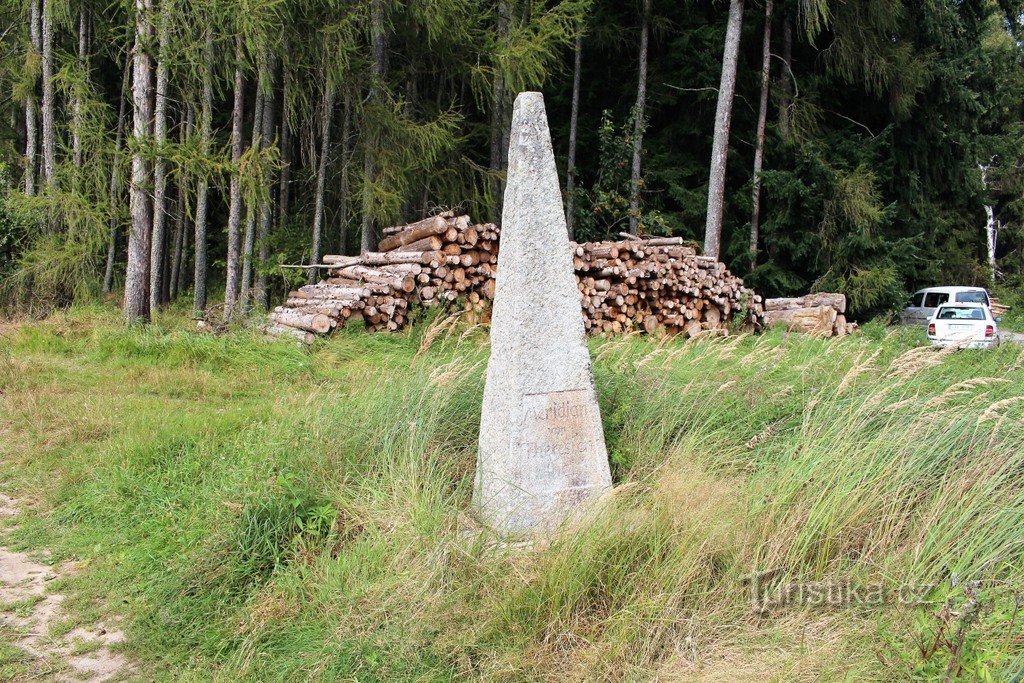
[123,0,155,322]
[39,0,56,186]
[703,0,744,259]
[192,29,213,316]
[628,0,651,234]
[149,1,171,309]
[223,35,246,318]
[748,0,773,271]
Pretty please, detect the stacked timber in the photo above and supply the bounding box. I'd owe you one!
[762,293,856,337]
[269,212,498,333]
[267,213,765,340]
[573,237,763,336]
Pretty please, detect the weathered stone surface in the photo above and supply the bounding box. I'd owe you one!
[475,91,612,535]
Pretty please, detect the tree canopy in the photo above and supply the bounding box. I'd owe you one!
[1,0,1022,318]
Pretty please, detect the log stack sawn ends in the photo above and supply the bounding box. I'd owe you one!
[267,212,767,343]
[762,293,858,337]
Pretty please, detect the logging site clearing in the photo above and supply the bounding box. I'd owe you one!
[2,308,1023,680]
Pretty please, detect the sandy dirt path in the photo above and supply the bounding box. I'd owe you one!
[0,493,134,682]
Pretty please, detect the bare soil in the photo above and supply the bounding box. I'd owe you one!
[0,493,133,682]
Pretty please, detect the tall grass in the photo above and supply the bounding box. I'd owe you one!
[1,309,1022,680]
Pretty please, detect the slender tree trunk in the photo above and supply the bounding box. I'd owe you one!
[488,0,510,216]
[169,185,183,300]
[749,0,773,272]
[103,41,132,294]
[277,35,291,236]
[177,195,189,295]
[779,18,793,138]
[360,138,376,254]
[193,31,213,316]
[566,31,582,240]
[169,107,191,301]
[628,0,651,234]
[980,159,999,280]
[255,57,277,310]
[23,0,41,196]
[40,0,56,186]
[71,5,88,170]
[224,36,246,317]
[123,0,155,322]
[240,79,266,305]
[703,0,745,260]
[338,89,351,255]
[309,79,335,283]
[149,5,170,309]
[160,207,172,303]
[360,0,386,254]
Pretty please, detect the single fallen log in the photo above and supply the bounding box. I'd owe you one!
[765,293,847,313]
[377,215,449,251]
[264,323,314,344]
[763,305,838,335]
[268,307,334,334]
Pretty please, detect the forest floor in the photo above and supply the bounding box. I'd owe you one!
[1,305,1023,681]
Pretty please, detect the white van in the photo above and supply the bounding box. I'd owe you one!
[901,286,991,325]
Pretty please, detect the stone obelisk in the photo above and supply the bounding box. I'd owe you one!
[475,91,612,535]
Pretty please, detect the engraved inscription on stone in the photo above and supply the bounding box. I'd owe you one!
[512,390,606,486]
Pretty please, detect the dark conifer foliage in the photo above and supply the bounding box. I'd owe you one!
[0,0,1022,318]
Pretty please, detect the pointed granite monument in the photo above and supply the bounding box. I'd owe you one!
[474,91,612,535]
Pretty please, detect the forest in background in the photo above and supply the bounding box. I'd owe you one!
[1,0,1023,321]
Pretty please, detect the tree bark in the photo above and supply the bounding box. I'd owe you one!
[980,159,999,281]
[71,5,88,170]
[240,80,266,304]
[149,4,170,309]
[566,31,582,240]
[103,39,132,294]
[779,18,793,139]
[338,89,351,255]
[23,0,41,196]
[256,55,277,310]
[193,31,213,316]
[176,162,190,299]
[277,34,291,238]
[40,0,56,186]
[224,36,246,317]
[123,0,154,322]
[169,185,183,300]
[360,0,386,254]
[309,79,335,284]
[169,107,192,301]
[749,0,773,272]
[703,0,745,260]
[628,0,651,234]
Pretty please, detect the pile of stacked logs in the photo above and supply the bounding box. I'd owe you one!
[762,293,856,337]
[573,237,763,336]
[266,213,766,342]
[266,212,498,340]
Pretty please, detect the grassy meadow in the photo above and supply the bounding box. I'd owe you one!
[1,306,1023,681]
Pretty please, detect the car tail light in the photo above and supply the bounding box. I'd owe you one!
[928,323,936,336]
[985,325,994,338]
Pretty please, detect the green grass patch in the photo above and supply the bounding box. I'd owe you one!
[1,307,1022,680]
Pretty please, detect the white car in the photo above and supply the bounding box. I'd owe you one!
[927,302,999,349]
[902,286,992,325]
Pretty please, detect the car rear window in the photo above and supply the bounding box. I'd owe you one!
[924,292,949,308]
[955,291,988,304]
[937,307,985,320]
